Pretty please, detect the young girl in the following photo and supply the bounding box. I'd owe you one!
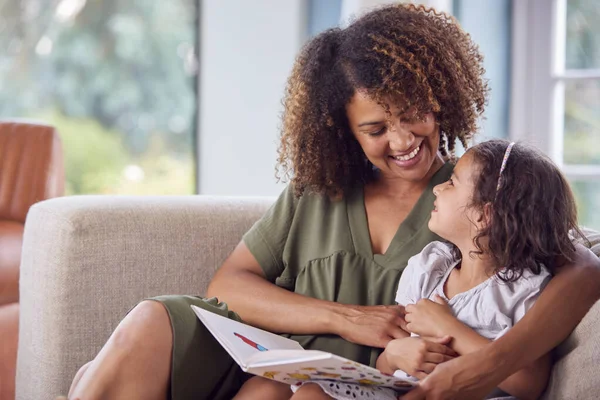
[237,139,584,400]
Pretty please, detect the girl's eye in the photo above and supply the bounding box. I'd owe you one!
[447,178,454,186]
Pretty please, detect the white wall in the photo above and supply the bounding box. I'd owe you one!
[340,0,419,26]
[455,0,511,141]
[198,0,305,196]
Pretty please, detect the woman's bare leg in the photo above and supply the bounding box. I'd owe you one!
[232,376,292,400]
[289,383,333,400]
[67,361,91,398]
[68,300,172,400]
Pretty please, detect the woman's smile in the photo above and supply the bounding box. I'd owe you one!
[388,143,424,168]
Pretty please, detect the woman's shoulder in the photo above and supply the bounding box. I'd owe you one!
[285,182,363,205]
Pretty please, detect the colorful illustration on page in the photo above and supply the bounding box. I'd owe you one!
[263,371,280,379]
[234,332,268,351]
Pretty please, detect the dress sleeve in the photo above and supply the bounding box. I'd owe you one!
[395,254,427,306]
[242,185,298,282]
[395,241,454,306]
[494,268,552,339]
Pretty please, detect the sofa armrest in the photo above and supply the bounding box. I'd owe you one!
[16,195,272,400]
[542,227,600,399]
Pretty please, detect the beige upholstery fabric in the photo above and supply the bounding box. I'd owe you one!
[16,195,273,399]
[14,197,600,399]
[542,228,600,400]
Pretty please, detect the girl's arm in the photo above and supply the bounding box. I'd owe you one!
[207,241,407,348]
[402,244,600,400]
[377,336,456,379]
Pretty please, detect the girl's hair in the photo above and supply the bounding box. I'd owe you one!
[468,139,586,281]
[278,4,488,198]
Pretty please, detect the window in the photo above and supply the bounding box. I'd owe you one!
[511,0,600,230]
[0,0,198,195]
[560,0,600,230]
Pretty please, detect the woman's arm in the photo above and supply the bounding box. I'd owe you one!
[206,241,407,348]
[402,244,600,399]
[405,296,551,399]
[432,317,551,400]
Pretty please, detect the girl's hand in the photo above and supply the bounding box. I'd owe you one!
[404,296,455,338]
[383,336,457,380]
[336,304,409,348]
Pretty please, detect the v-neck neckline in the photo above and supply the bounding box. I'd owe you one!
[347,162,454,266]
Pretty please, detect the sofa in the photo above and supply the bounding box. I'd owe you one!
[14,196,600,399]
[0,121,64,400]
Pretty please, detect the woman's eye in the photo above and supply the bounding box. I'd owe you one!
[398,108,419,122]
[368,128,386,137]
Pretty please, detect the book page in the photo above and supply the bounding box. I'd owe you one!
[191,305,304,368]
[247,352,416,391]
[247,349,331,366]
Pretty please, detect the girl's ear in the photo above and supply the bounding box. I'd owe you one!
[482,202,493,227]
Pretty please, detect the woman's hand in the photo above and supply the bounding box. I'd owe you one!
[399,349,499,400]
[336,304,409,348]
[404,296,455,338]
[383,336,457,380]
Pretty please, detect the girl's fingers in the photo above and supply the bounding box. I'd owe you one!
[432,335,452,345]
[424,352,455,364]
[391,327,409,339]
[418,362,437,374]
[425,342,457,356]
[412,371,428,380]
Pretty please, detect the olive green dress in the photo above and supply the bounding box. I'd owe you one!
[151,163,453,400]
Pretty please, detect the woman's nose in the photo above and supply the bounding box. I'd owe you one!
[388,122,415,152]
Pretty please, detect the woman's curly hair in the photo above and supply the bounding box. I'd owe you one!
[468,140,587,281]
[277,3,488,198]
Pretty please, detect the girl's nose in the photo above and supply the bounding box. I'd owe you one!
[433,183,444,196]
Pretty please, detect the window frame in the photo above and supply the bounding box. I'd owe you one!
[510,0,600,181]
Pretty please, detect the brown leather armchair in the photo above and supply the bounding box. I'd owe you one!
[0,121,64,400]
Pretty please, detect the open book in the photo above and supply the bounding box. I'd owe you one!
[191,305,416,391]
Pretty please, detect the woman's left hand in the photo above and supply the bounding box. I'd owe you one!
[404,295,455,338]
[398,348,499,400]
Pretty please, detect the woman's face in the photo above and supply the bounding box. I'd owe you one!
[346,91,442,183]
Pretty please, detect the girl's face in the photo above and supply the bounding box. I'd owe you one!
[346,91,443,183]
[429,152,483,246]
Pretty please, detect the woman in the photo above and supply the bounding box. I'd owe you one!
[68,4,600,400]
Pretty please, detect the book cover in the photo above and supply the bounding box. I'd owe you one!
[191,305,415,391]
